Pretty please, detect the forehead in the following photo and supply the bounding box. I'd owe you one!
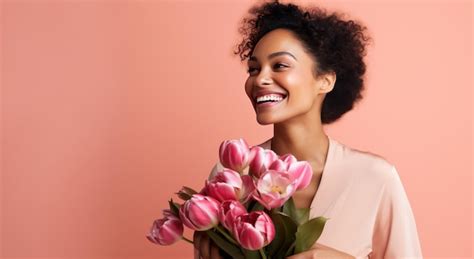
[251,28,309,61]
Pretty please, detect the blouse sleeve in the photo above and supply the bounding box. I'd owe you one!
[371,166,423,259]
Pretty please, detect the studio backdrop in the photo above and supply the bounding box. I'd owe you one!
[1,0,472,258]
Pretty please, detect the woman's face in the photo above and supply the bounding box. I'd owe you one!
[244,28,332,125]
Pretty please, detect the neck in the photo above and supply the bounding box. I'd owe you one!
[271,121,329,166]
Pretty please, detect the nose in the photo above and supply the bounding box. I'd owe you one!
[255,68,273,86]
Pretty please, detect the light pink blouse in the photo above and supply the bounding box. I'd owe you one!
[209,136,423,259]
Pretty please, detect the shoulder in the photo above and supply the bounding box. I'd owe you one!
[334,139,399,185]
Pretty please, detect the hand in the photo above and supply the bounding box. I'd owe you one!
[193,231,223,259]
[286,243,355,259]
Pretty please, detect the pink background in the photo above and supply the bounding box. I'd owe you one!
[1,0,472,258]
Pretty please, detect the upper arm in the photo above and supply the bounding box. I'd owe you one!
[371,166,423,259]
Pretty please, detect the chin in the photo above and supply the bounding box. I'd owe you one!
[256,114,282,125]
[256,116,273,125]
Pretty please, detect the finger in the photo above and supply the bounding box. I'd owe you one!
[285,250,311,259]
[210,242,222,259]
[199,234,211,259]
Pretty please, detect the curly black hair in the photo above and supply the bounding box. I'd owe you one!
[234,0,371,124]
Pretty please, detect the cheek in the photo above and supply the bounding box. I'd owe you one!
[278,73,303,93]
[278,72,316,106]
[244,78,253,98]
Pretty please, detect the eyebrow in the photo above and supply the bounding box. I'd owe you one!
[249,51,298,62]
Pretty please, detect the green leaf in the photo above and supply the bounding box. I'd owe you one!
[267,211,297,259]
[206,230,244,259]
[175,186,198,201]
[282,197,296,217]
[285,241,296,257]
[294,208,310,225]
[294,216,329,254]
[175,191,192,200]
[243,248,261,259]
[282,198,310,225]
[249,201,265,212]
[168,199,180,217]
[182,186,198,195]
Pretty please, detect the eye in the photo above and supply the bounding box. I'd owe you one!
[247,63,287,75]
[274,63,288,69]
[247,67,259,75]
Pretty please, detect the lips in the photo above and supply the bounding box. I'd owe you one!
[253,91,287,101]
[255,95,287,109]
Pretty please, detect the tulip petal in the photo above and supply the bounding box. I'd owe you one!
[288,161,313,190]
[219,139,250,172]
[240,223,265,250]
[179,194,219,231]
[159,220,183,244]
[280,153,297,164]
[207,182,237,202]
[269,159,287,171]
[239,175,256,203]
[219,200,247,230]
[189,202,218,229]
[253,171,296,209]
[249,147,279,178]
[215,170,242,188]
[147,217,183,246]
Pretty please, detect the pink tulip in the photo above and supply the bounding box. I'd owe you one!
[219,138,251,173]
[198,185,208,196]
[248,146,279,178]
[179,194,220,231]
[252,170,297,210]
[146,209,184,246]
[269,154,313,190]
[232,211,275,251]
[206,169,255,203]
[280,153,298,164]
[218,200,247,230]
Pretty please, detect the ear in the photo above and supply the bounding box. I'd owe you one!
[318,71,336,94]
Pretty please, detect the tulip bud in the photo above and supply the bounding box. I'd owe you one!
[252,170,297,210]
[179,194,220,231]
[248,146,279,178]
[206,169,255,203]
[218,200,247,230]
[219,139,251,173]
[146,210,184,246]
[232,211,275,251]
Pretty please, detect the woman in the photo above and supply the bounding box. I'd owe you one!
[194,1,422,258]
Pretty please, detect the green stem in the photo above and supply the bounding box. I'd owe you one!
[182,236,194,244]
[285,241,296,257]
[259,248,267,259]
[215,225,238,245]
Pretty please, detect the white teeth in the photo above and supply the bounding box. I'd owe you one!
[256,94,285,104]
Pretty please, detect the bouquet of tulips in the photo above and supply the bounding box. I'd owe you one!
[147,138,328,259]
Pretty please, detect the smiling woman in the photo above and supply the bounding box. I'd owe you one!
[237,2,368,126]
[193,1,423,259]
